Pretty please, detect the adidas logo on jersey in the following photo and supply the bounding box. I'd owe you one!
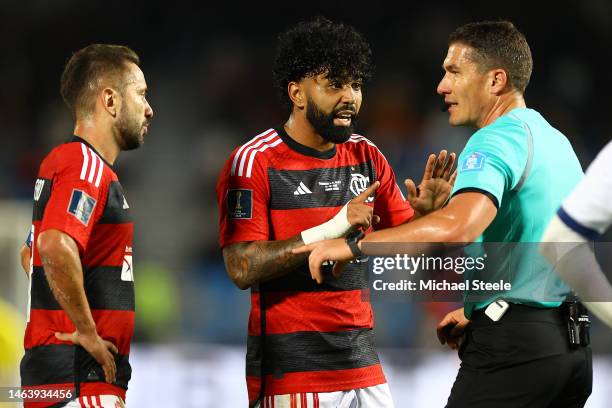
[293,182,312,195]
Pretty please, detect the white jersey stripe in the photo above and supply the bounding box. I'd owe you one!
[245,138,283,178]
[349,138,376,148]
[87,148,98,183]
[350,135,376,147]
[349,134,388,160]
[94,158,104,187]
[80,144,89,180]
[238,133,279,176]
[231,128,276,176]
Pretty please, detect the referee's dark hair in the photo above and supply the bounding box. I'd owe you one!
[60,44,140,118]
[272,16,374,112]
[449,21,533,93]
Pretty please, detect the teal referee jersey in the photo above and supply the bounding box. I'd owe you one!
[451,108,584,317]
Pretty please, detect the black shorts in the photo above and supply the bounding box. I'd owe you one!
[446,304,592,408]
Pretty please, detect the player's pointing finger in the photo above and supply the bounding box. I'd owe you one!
[352,181,380,203]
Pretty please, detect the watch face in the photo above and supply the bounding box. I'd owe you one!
[348,229,364,242]
[346,230,364,257]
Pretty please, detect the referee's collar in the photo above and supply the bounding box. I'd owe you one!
[275,126,337,160]
[69,135,114,169]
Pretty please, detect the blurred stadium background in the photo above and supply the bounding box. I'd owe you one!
[1,1,611,406]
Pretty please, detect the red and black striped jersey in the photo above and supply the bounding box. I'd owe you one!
[22,136,134,408]
[216,127,414,403]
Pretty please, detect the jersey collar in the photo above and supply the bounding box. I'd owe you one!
[69,136,114,169]
[275,126,337,160]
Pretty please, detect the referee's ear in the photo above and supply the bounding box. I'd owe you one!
[288,81,305,110]
[488,68,509,96]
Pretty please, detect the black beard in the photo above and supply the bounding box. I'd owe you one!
[115,104,144,151]
[306,98,356,144]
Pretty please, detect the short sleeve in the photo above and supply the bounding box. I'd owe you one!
[216,148,271,248]
[560,140,612,238]
[451,121,528,207]
[40,145,108,252]
[371,147,414,229]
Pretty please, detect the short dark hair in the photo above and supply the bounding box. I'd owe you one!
[60,44,140,117]
[449,21,532,93]
[272,17,374,110]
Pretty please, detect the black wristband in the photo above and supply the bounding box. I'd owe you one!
[345,229,365,258]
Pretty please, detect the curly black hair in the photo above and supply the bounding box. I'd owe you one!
[272,17,374,111]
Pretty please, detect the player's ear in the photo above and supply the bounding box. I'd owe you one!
[288,81,305,110]
[101,87,118,117]
[489,69,508,95]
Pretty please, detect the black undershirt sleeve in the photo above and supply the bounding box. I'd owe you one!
[452,187,500,209]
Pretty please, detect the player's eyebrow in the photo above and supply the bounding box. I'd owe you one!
[443,63,460,71]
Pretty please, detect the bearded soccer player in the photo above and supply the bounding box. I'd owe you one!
[217,17,456,408]
[19,44,153,408]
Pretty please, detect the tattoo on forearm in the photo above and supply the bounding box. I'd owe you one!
[224,235,307,287]
[41,255,79,307]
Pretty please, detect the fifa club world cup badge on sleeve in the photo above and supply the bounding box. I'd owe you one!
[228,189,252,219]
[67,189,97,226]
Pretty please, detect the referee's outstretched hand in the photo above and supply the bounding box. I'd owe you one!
[55,330,118,383]
[436,307,470,350]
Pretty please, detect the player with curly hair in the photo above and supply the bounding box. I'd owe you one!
[216,17,456,407]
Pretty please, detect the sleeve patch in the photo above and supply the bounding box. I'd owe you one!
[25,227,33,248]
[228,189,252,219]
[67,189,97,226]
[461,152,487,172]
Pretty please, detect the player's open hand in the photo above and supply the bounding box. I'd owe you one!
[436,307,470,350]
[406,150,457,215]
[347,181,380,229]
[293,238,354,283]
[55,330,118,383]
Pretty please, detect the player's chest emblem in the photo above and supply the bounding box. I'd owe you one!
[349,173,373,202]
[268,162,376,210]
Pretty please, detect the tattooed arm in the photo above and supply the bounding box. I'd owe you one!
[222,182,381,290]
[222,235,308,290]
[37,229,118,383]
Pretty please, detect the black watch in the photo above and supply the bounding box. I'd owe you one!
[345,229,365,258]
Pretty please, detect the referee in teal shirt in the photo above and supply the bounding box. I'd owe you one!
[296,20,593,407]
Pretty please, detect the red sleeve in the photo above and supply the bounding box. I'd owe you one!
[40,144,108,252]
[216,147,270,248]
[372,148,414,229]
